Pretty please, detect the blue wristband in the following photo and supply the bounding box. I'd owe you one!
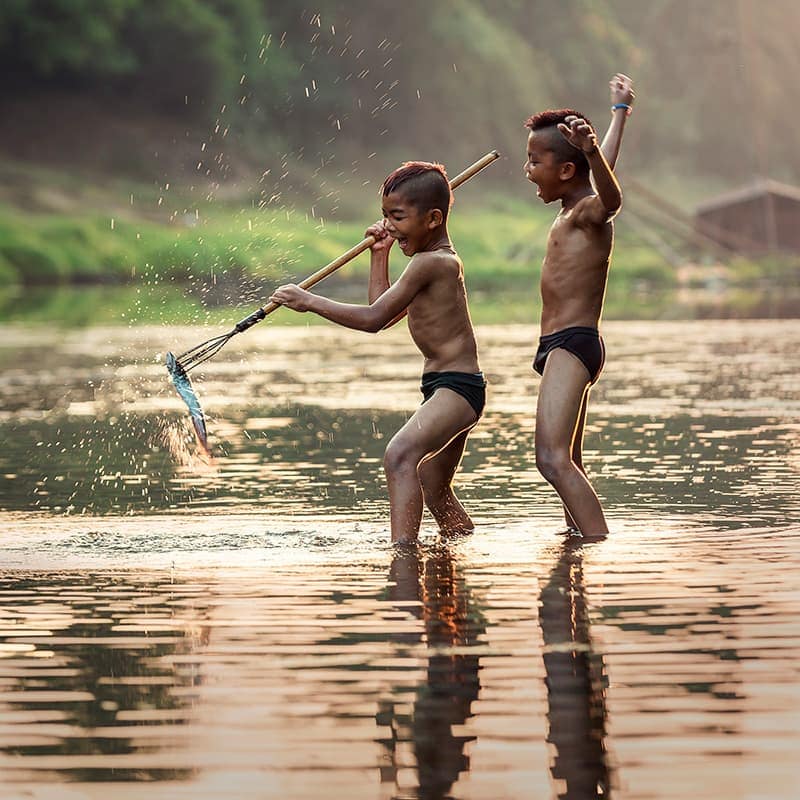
[612,103,632,115]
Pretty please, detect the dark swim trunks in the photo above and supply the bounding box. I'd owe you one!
[421,371,487,417]
[533,326,605,384]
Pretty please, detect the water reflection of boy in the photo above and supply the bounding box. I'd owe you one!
[540,536,612,797]
[524,74,635,535]
[376,545,482,796]
[271,163,485,543]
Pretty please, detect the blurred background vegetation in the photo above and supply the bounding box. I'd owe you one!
[1,0,798,322]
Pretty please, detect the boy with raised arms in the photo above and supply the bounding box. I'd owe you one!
[525,74,634,535]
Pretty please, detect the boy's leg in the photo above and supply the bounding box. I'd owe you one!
[418,426,474,536]
[384,390,477,543]
[536,349,608,535]
[564,389,590,530]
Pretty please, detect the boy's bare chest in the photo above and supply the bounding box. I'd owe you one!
[409,276,461,319]
[544,215,611,267]
[407,273,469,337]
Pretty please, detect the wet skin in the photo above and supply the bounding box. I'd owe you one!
[270,188,482,543]
[524,129,614,335]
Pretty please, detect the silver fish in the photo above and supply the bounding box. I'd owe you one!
[166,351,210,454]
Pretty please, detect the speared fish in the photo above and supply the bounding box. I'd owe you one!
[166,350,210,455]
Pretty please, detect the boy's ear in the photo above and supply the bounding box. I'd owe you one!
[427,208,443,228]
[559,161,577,181]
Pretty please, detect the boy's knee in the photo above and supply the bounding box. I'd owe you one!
[383,438,418,476]
[535,446,571,485]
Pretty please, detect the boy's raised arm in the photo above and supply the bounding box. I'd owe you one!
[559,116,621,220]
[587,146,622,217]
[600,73,635,170]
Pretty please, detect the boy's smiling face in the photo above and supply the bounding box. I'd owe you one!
[382,190,439,255]
[524,130,565,204]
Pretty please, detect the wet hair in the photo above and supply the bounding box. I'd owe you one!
[524,108,592,177]
[381,161,453,222]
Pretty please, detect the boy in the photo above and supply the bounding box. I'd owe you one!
[525,74,634,535]
[270,162,485,544]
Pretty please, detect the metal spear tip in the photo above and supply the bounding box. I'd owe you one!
[166,351,211,455]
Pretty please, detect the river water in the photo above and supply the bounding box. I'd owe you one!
[0,319,798,798]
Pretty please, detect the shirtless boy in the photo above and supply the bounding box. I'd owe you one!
[270,162,485,544]
[525,74,634,535]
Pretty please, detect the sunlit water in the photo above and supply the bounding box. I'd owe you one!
[0,320,799,798]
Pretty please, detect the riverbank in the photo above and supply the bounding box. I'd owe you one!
[4,280,800,329]
[2,160,800,324]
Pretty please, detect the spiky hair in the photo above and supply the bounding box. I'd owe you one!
[524,108,592,176]
[381,161,453,221]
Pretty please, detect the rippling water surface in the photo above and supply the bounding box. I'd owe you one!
[1,320,799,798]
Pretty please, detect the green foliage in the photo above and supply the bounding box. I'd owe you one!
[0,215,65,282]
[0,200,365,289]
[0,252,19,284]
[0,0,296,116]
[0,183,787,311]
[730,253,800,287]
[6,0,799,183]
[0,0,136,76]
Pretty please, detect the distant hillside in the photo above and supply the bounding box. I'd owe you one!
[3,0,800,198]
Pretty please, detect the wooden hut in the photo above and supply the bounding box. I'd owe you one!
[694,179,800,254]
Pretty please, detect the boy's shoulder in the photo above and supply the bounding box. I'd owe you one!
[562,193,615,231]
[398,249,463,308]
[408,247,462,275]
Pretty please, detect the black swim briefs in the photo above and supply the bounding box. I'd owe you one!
[421,371,487,417]
[533,326,605,384]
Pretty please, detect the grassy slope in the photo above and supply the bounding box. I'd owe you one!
[2,158,798,325]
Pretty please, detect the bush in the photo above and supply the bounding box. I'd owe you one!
[0,253,19,283]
